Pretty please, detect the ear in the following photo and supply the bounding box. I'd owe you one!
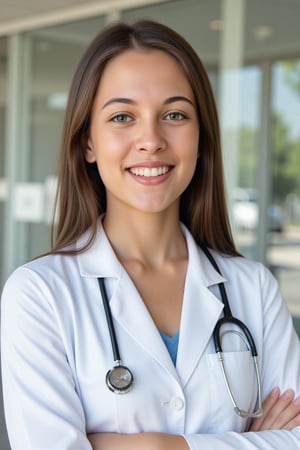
[84,140,97,163]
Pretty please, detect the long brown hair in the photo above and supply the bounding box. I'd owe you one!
[52,20,240,256]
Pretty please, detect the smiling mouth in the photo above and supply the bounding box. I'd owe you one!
[129,166,171,177]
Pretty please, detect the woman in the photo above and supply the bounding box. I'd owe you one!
[1,20,300,449]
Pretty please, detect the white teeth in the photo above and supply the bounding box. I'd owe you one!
[129,166,170,177]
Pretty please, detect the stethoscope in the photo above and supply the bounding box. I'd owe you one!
[97,247,263,418]
[201,246,263,418]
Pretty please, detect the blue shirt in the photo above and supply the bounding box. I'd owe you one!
[160,331,179,365]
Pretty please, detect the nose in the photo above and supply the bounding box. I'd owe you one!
[135,119,167,153]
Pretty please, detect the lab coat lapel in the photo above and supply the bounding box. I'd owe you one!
[78,220,178,380]
[78,220,226,387]
[176,228,225,388]
[109,268,180,382]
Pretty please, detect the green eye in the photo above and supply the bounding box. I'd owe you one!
[112,114,131,123]
[165,112,185,120]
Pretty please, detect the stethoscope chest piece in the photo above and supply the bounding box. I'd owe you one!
[106,364,134,394]
[98,249,263,417]
[98,278,134,394]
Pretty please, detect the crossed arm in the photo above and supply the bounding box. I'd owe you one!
[88,388,300,450]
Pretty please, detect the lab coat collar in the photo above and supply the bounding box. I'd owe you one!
[77,218,121,278]
[77,218,227,287]
[77,219,227,386]
[181,223,227,288]
[176,226,226,387]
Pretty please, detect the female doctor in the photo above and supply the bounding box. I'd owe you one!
[2,20,300,450]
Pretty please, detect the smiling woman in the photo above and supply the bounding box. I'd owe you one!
[1,19,300,450]
[85,49,199,216]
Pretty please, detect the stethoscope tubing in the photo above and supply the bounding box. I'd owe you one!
[97,246,263,417]
[201,246,258,356]
[213,316,258,356]
[201,246,263,418]
[98,278,134,393]
[98,278,121,363]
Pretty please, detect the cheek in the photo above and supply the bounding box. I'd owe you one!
[94,146,124,189]
[181,134,199,180]
[182,132,199,164]
[177,144,199,187]
[99,132,130,161]
[92,129,133,185]
[95,163,115,196]
[178,124,199,151]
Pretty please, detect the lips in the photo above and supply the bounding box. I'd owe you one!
[129,166,171,177]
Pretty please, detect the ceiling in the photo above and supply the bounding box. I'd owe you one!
[0,0,168,35]
[0,0,89,21]
[0,0,300,63]
[0,0,300,110]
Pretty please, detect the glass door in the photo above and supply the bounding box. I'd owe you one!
[0,37,8,287]
[268,58,300,329]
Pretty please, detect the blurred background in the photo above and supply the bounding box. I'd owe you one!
[0,0,300,448]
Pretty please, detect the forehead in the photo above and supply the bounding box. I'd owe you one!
[95,48,194,101]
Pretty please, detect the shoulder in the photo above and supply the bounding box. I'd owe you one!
[3,222,97,291]
[1,249,84,316]
[208,249,279,296]
[212,249,272,276]
[6,251,77,284]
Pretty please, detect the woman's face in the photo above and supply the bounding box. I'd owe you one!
[86,48,199,217]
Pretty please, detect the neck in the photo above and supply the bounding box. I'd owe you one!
[103,207,187,268]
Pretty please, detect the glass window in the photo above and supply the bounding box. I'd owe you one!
[268,58,300,325]
[0,37,10,450]
[19,16,106,261]
[0,37,8,283]
[232,65,262,258]
[123,0,221,66]
[241,0,300,331]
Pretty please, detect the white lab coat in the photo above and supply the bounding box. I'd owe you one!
[1,221,300,449]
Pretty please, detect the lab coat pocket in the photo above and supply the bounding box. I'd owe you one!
[206,350,257,432]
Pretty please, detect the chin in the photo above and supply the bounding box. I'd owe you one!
[133,201,178,216]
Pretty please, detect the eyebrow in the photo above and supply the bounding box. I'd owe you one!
[163,96,195,107]
[101,95,195,110]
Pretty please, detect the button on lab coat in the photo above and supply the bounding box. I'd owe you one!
[1,222,300,449]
